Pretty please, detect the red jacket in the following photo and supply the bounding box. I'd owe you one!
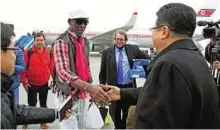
[20,45,52,86]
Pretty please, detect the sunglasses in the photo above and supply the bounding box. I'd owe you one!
[74,19,89,25]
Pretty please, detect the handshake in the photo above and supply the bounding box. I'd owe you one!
[88,84,121,104]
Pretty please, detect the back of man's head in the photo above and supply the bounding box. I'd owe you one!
[156,3,196,37]
[1,22,15,51]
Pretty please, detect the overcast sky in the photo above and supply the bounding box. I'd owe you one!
[0,0,219,39]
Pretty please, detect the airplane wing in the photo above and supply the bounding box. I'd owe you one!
[89,12,138,46]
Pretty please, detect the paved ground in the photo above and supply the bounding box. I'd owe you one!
[17,55,146,129]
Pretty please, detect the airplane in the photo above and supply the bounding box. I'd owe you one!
[42,12,156,54]
[35,1,219,54]
[43,12,142,52]
[44,28,153,52]
[126,1,220,52]
[127,1,220,51]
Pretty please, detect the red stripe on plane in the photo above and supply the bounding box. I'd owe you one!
[197,9,216,17]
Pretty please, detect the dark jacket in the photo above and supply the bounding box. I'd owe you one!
[204,42,214,63]
[99,44,150,122]
[99,44,149,86]
[1,73,56,129]
[120,39,219,129]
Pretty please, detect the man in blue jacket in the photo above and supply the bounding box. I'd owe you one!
[11,45,25,104]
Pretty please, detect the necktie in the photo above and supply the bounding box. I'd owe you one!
[117,50,123,84]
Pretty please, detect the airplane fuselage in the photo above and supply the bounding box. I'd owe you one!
[44,31,154,51]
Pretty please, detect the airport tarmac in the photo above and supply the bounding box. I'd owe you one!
[17,56,146,129]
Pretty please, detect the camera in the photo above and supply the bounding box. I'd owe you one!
[197,20,220,38]
[203,27,218,38]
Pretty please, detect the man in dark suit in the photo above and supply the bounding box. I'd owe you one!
[99,29,150,129]
[103,3,220,129]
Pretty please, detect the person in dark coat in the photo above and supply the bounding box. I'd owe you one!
[204,42,220,105]
[0,22,70,129]
[99,29,150,129]
[103,3,220,129]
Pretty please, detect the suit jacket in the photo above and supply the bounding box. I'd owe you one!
[120,39,220,129]
[99,44,150,122]
[99,44,149,86]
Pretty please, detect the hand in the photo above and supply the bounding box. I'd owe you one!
[64,108,72,119]
[24,84,31,92]
[89,84,111,104]
[55,108,72,121]
[100,84,121,101]
[213,61,220,69]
